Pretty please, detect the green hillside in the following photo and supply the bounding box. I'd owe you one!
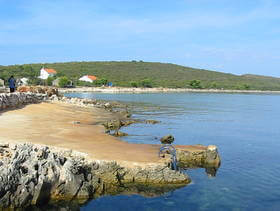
[0,61,280,90]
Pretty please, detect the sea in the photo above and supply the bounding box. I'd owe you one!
[64,92,280,211]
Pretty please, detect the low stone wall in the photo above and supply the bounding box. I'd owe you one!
[0,92,47,111]
[0,142,189,208]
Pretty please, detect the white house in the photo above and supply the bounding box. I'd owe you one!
[39,68,57,80]
[79,75,97,83]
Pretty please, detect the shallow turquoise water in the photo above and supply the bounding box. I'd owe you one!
[66,92,280,211]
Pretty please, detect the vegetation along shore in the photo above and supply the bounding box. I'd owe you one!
[1,61,280,91]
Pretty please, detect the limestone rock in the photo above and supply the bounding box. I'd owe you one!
[0,92,47,111]
[114,131,128,137]
[160,135,175,144]
[0,142,191,209]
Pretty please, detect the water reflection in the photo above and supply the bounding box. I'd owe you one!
[25,184,187,211]
[205,167,219,177]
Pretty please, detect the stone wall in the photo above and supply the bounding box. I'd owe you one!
[0,92,47,110]
[0,142,190,209]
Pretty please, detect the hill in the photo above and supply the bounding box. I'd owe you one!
[0,61,280,90]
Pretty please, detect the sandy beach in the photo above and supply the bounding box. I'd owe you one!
[0,102,206,167]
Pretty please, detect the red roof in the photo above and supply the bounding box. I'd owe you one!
[44,68,57,74]
[87,75,97,81]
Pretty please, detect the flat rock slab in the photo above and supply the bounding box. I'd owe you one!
[0,102,211,168]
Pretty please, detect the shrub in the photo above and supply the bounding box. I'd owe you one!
[210,82,217,89]
[58,76,70,88]
[94,78,108,86]
[47,77,54,86]
[140,79,152,88]
[76,80,94,87]
[189,80,202,89]
[243,84,250,90]
[130,81,138,87]
[28,78,44,85]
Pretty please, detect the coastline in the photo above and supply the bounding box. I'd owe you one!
[59,86,280,94]
[0,92,220,208]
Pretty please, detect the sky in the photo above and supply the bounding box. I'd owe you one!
[0,0,279,77]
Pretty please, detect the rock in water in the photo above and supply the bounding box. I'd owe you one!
[114,131,128,137]
[160,135,175,144]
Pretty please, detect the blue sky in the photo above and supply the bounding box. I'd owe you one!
[0,0,279,77]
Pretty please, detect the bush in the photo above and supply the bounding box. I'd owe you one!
[210,82,217,89]
[234,84,250,90]
[47,77,54,86]
[28,78,44,85]
[76,80,94,87]
[243,84,250,90]
[130,81,138,87]
[189,80,202,89]
[140,79,152,88]
[94,78,108,86]
[58,76,70,88]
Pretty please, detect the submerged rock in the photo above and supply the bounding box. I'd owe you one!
[145,120,160,124]
[114,131,128,137]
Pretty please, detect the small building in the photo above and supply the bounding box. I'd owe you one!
[79,75,97,83]
[0,79,4,87]
[39,68,57,80]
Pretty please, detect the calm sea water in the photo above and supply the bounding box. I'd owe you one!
[65,92,280,211]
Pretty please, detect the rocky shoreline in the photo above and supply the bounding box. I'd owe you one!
[0,142,190,209]
[0,91,221,209]
[0,141,220,209]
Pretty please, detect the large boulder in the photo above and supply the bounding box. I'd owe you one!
[160,135,175,144]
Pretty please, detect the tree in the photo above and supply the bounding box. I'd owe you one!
[94,78,108,86]
[47,77,54,86]
[210,82,217,89]
[189,80,202,89]
[58,76,70,88]
[28,78,44,85]
[243,84,250,90]
[99,78,108,86]
[140,79,152,88]
[130,81,138,87]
